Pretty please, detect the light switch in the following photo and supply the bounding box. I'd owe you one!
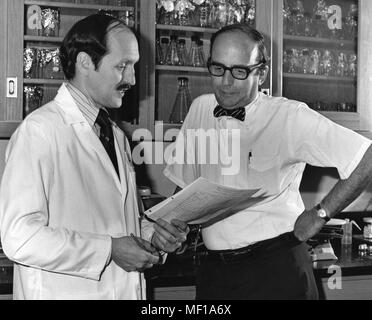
[6,77,17,98]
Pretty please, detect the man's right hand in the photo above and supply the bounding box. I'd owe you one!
[111,236,160,272]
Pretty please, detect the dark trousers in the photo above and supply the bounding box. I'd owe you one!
[196,242,319,300]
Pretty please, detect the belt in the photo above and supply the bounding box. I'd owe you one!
[206,232,302,264]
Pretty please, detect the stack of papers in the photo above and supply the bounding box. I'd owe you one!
[145,177,268,227]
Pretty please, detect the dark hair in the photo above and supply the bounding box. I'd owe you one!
[209,23,269,70]
[60,13,130,80]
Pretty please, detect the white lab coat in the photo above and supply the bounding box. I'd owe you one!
[0,84,152,299]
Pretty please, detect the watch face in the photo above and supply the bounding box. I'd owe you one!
[318,209,326,218]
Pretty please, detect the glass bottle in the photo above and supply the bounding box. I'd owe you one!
[348,53,357,78]
[188,35,202,67]
[283,0,293,35]
[165,35,181,65]
[199,0,210,27]
[169,77,192,124]
[292,0,305,36]
[197,39,206,67]
[313,0,329,38]
[345,4,358,40]
[177,38,188,66]
[156,38,164,65]
[309,49,321,75]
[159,37,169,65]
[245,0,256,27]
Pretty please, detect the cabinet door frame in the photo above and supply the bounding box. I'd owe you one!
[271,0,372,132]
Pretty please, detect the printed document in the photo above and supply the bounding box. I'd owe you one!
[145,177,268,227]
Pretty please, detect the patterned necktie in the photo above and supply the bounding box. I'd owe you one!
[95,109,120,178]
[213,105,246,122]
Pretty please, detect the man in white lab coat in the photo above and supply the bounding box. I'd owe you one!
[0,14,188,300]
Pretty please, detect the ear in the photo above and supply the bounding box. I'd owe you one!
[75,52,94,76]
[258,65,269,86]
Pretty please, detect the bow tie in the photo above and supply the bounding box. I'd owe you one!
[213,105,246,122]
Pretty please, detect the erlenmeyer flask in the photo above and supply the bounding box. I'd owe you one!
[169,77,192,124]
[197,40,206,67]
[165,34,181,65]
[189,35,202,67]
[177,38,188,66]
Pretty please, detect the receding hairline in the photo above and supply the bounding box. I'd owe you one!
[211,29,261,61]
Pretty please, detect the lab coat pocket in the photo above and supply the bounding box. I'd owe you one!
[248,155,280,194]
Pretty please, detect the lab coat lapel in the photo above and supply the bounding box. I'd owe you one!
[112,125,141,237]
[54,83,123,194]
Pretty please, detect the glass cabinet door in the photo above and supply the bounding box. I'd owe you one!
[282,0,358,117]
[154,0,256,129]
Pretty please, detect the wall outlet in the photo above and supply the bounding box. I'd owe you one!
[6,77,17,98]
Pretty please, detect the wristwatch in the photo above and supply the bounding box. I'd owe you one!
[315,203,330,222]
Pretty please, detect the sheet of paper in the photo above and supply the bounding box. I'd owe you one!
[145,177,268,227]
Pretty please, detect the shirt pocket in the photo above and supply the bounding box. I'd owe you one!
[248,155,280,195]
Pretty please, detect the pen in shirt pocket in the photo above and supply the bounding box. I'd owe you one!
[248,150,253,164]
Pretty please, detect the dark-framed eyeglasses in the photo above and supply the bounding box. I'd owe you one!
[207,58,266,80]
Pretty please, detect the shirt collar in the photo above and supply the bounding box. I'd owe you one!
[65,82,102,129]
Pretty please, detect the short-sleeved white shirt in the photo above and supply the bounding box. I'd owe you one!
[163,92,371,250]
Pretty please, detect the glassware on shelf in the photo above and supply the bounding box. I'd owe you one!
[211,0,227,28]
[283,0,293,35]
[177,38,189,66]
[159,37,169,65]
[188,35,203,67]
[156,38,165,65]
[309,49,321,75]
[303,12,313,37]
[320,49,333,76]
[345,4,358,40]
[24,86,44,116]
[165,34,181,65]
[197,0,211,27]
[313,0,329,38]
[175,0,193,26]
[348,53,357,78]
[41,8,60,37]
[287,48,300,73]
[197,39,206,67]
[169,77,192,124]
[292,0,305,36]
[157,0,177,25]
[244,0,255,27]
[24,48,38,79]
[300,48,311,74]
[335,52,347,77]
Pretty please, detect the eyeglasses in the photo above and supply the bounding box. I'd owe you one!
[207,58,266,80]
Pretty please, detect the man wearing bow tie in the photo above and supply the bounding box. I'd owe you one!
[163,23,372,300]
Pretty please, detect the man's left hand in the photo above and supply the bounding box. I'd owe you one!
[294,208,326,242]
[151,218,190,253]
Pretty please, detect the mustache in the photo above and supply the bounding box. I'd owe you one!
[117,83,132,91]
